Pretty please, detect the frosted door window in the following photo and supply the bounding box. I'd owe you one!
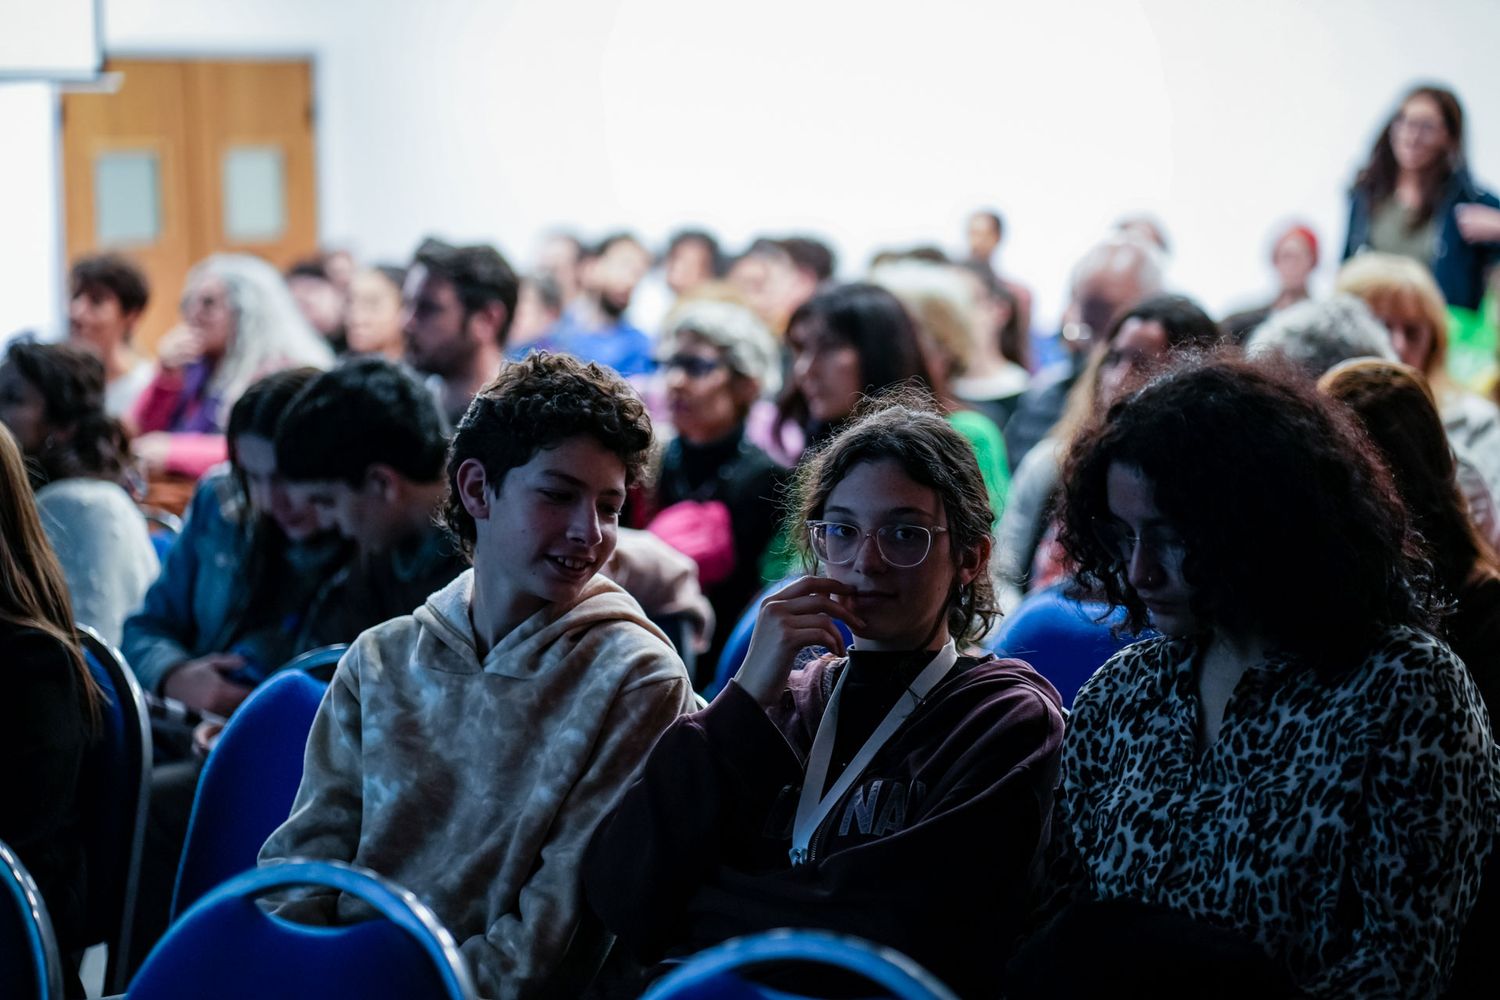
[94,150,161,245]
[223,145,286,241]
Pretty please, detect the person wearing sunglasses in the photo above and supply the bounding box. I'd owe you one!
[647,299,786,669]
[585,398,1065,998]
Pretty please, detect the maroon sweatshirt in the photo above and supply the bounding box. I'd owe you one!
[583,649,1065,998]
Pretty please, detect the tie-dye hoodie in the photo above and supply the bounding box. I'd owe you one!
[259,568,695,999]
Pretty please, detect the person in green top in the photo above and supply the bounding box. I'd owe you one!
[761,282,1009,581]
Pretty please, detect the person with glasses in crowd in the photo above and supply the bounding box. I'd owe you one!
[645,299,786,670]
[1344,84,1500,312]
[130,254,334,481]
[585,397,1065,998]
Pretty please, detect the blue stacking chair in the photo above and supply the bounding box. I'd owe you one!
[0,839,65,1000]
[280,643,350,683]
[76,625,153,995]
[171,668,328,920]
[642,930,961,1000]
[709,577,855,698]
[131,859,477,1000]
[990,584,1152,709]
[141,507,183,564]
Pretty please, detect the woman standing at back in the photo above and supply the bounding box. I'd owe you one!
[0,423,104,998]
[1344,84,1500,312]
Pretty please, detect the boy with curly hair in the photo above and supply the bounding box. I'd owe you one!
[260,353,696,998]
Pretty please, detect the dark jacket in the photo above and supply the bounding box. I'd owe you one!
[652,428,785,667]
[1,625,93,957]
[583,649,1065,998]
[1344,166,1500,311]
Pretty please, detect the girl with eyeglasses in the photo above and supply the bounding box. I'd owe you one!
[1344,84,1500,312]
[585,398,1065,997]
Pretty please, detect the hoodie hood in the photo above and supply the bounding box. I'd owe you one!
[413,568,671,678]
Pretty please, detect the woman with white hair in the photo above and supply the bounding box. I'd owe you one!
[647,298,786,669]
[131,253,334,479]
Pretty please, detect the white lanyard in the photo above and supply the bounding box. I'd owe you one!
[789,641,959,867]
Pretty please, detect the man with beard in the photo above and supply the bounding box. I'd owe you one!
[403,237,519,425]
[532,232,655,376]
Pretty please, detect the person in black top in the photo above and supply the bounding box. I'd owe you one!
[650,300,785,672]
[0,423,104,998]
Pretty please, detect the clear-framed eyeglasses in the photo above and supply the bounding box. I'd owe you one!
[806,520,949,568]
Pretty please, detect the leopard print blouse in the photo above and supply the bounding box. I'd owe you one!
[1044,626,1498,998]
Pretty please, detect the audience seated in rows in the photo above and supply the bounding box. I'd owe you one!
[259,353,697,998]
[0,341,157,645]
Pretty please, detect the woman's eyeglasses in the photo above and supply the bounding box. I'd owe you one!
[806,520,948,568]
[659,354,724,378]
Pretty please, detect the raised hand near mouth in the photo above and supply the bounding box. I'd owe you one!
[734,575,866,710]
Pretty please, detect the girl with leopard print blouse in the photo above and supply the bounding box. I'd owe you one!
[1027,355,1498,999]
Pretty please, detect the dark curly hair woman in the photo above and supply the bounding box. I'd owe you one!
[1021,354,1498,999]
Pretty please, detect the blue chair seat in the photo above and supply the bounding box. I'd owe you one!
[642,929,960,1000]
[171,668,329,919]
[0,840,65,1000]
[990,584,1153,708]
[130,859,476,999]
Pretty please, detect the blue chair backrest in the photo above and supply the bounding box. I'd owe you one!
[132,859,476,1000]
[77,626,152,994]
[0,840,65,1000]
[172,669,329,919]
[142,507,183,563]
[642,930,961,1000]
[710,577,855,698]
[990,584,1153,708]
[279,643,350,684]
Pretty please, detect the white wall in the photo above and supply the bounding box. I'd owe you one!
[4,0,1500,341]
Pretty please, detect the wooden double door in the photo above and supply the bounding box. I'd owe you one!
[61,58,319,350]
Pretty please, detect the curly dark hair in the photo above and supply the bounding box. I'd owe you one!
[791,390,999,646]
[441,352,654,559]
[1056,352,1436,675]
[3,341,129,489]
